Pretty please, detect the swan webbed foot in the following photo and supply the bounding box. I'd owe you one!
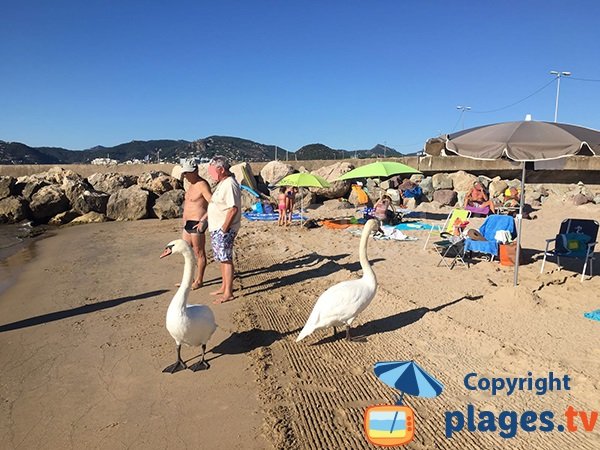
[162,360,188,373]
[163,344,187,373]
[189,360,210,371]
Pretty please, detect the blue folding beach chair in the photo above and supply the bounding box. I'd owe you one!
[463,215,516,262]
[540,218,598,281]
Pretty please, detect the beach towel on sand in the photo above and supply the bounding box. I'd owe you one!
[243,212,306,221]
[584,310,600,322]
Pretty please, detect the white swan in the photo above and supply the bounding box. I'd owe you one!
[160,239,217,373]
[296,219,380,342]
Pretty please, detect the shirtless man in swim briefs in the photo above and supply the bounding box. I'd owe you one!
[180,160,213,290]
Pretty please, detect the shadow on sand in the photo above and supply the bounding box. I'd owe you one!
[0,289,169,333]
[313,294,484,345]
[206,327,300,361]
[242,254,385,296]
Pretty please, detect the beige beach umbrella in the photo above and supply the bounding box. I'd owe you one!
[428,119,599,286]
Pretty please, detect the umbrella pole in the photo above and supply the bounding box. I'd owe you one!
[395,391,405,406]
[513,163,526,287]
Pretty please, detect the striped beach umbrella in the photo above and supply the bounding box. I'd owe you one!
[374,360,443,403]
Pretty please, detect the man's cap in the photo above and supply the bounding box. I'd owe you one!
[181,160,198,173]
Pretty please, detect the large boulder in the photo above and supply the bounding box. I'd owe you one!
[488,178,509,199]
[449,171,477,193]
[62,178,94,205]
[40,167,82,184]
[0,176,16,200]
[72,190,110,215]
[230,162,258,191]
[260,161,294,186]
[416,200,444,211]
[48,210,80,226]
[138,171,182,195]
[69,212,108,225]
[88,172,137,195]
[433,189,457,206]
[106,185,151,220]
[20,178,51,201]
[0,196,29,223]
[310,162,353,199]
[295,188,316,208]
[64,177,110,215]
[432,173,453,190]
[153,189,184,219]
[572,193,590,206]
[419,177,434,201]
[29,185,70,222]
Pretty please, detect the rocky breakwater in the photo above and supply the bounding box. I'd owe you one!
[0,167,184,226]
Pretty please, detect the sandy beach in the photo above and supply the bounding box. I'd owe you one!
[1,199,599,449]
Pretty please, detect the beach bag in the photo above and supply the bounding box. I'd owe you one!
[499,242,518,266]
[263,202,274,214]
[252,202,264,213]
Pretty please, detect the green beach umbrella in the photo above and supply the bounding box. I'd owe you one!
[275,172,331,188]
[336,161,421,181]
[275,173,331,225]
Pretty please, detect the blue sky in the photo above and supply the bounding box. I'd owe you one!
[2,1,600,153]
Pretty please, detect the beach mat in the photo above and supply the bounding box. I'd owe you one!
[243,212,306,221]
[395,221,436,231]
[584,309,600,322]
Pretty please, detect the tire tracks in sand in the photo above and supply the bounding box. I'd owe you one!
[232,225,599,450]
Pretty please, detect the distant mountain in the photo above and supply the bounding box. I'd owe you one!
[0,137,401,164]
[295,143,403,160]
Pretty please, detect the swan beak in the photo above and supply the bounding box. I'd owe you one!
[160,247,173,259]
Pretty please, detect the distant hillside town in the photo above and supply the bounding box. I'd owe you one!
[0,136,408,165]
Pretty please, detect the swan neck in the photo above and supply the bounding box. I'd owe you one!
[172,247,195,309]
[359,226,375,280]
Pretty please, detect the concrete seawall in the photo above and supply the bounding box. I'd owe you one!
[1,156,599,184]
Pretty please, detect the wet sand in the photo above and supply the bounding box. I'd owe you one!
[1,198,599,449]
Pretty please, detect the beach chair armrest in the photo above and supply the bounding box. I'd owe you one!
[543,238,555,253]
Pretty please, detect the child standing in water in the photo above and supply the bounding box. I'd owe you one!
[277,186,287,226]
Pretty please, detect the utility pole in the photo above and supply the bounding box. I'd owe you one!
[550,70,571,122]
[274,145,278,161]
[456,106,471,130]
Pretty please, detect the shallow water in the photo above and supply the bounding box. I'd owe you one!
[0,223,45,295]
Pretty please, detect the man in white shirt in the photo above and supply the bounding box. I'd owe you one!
[207,155,241,303]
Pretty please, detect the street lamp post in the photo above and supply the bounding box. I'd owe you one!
[456,105,471,130]
[550,70,571,123]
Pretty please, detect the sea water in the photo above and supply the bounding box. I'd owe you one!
[0,222,45,295]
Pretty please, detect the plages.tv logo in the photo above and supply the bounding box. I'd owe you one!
[364,360,443,447]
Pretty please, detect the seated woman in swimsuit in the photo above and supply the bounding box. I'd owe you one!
[373,194,396,224]
[277,186,287,226]
[464,181,496,213]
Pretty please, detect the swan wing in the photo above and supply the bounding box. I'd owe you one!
[296,279,376,341]
[167,304,217,347]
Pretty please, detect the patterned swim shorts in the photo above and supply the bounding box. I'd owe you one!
[210,229,237,262]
